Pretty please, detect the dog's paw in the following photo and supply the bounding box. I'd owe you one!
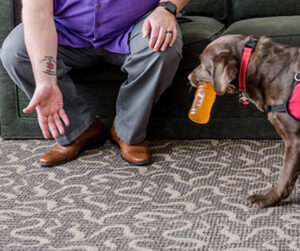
[247,194,270,208]
[247,190,280,208]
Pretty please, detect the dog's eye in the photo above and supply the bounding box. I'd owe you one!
[206,67,211,74]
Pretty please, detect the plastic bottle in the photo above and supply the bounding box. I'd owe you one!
[188,82,216,124]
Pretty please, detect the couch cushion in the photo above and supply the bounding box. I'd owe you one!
[179,16,225,70]
[182,0,227,22]
[229,0,300,23]
[224,16,300,46]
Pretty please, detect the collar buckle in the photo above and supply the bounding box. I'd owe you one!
[239,92,249,105]
[245,38,257,50]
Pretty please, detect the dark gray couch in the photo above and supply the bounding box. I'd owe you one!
[1,0,300,140]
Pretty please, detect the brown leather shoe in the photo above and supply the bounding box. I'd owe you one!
[111,126,152,166]
[39,119,106,167]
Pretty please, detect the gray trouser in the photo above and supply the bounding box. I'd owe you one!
[0,14,183,145]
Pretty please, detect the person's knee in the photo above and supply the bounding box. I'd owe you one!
[152,41,183,98]
[1,43,15,71]
[1,42,23,73]
[157,39,183,68]
[0,25,27,72]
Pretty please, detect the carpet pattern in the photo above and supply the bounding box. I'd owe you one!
[1,138,300,250]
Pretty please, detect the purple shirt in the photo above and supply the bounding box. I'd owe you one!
[53,0,159,54]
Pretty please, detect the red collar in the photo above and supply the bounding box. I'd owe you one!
[238,38,258,105]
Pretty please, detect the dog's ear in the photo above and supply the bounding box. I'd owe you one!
[211,52,238,95]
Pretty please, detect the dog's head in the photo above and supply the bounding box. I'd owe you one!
[188,35,249,95]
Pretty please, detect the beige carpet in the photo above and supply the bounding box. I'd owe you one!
[0,139,299,250]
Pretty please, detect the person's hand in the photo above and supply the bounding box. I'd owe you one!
[142,7,177,52]
[23,83,70,139]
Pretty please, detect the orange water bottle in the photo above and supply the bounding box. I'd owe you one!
[188,82,216,124]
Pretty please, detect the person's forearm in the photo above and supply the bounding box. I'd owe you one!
[22,6,57,87]
[160,0,190,12]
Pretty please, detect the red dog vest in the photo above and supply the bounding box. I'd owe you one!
[269,73,300,121]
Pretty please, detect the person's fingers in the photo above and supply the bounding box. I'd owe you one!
[54,113,65,135]
[160,30,173,51]
[154,28,167,52]
[169,28,178,47]
[23,92,40,114]
[59,109,70,127]
[48,115,59,139]
[38,114,50,139]
[142,18,151,38]
[149,25,159,49]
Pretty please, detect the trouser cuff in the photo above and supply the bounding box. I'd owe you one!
[113,118,146,145]
[56,116,96,145]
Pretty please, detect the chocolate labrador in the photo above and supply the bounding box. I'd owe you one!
[188,34,300,208]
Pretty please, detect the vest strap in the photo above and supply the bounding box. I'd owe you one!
[268,103,287,113]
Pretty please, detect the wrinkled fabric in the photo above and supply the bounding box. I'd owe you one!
[53,0,159,53]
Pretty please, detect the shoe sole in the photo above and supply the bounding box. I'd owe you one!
[109,137,152,166]
[39,129,107,168]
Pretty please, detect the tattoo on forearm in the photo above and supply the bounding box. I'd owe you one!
[40,56,57,76]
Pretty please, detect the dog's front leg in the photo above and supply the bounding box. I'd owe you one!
[247,142,300,208]
[247,114,300,208]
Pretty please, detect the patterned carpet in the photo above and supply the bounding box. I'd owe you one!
[1,138,300,250]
